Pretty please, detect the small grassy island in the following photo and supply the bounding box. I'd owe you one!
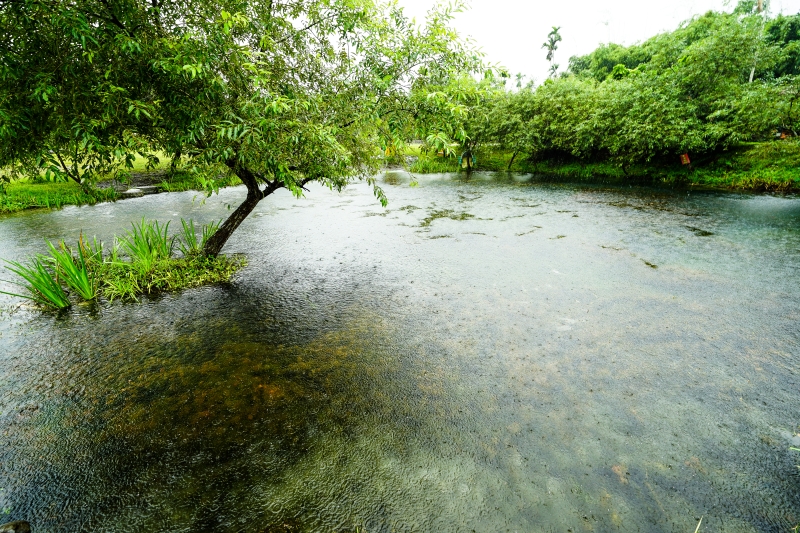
[1,219,244,309]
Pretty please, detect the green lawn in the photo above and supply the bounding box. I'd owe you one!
[0,154,241,214]
[1,181,118,214]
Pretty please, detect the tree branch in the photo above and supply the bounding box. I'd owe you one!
[273,11,339,46]
[299,176,315,192]
[261,178,284,197]
[54,149,81,185]
[96,0,129,33]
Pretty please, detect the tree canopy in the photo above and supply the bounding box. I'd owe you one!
[2,1,799,254]
[0,0,482,253]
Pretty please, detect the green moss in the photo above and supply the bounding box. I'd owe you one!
[420,209,475,227]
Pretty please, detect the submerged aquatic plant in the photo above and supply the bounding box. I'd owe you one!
[0,256,71,309]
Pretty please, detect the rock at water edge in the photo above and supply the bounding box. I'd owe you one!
[119,188,144,199]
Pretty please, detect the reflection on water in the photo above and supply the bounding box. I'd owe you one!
[0,172,799,532]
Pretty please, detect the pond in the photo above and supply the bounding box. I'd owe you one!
[0,172,798,532]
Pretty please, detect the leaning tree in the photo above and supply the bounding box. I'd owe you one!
[0,0,482,254]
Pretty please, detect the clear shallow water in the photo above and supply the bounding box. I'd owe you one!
[0,172,798,532]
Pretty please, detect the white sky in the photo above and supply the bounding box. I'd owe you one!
[397,0,800,82]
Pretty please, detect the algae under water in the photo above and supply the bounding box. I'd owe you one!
[0,171,798,532]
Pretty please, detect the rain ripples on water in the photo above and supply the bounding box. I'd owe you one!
[0,171,798,532]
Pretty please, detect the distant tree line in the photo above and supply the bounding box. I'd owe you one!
[415,2,800,169]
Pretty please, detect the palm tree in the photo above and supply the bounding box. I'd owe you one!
[542,26,563,78]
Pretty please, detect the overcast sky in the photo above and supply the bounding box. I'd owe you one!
[397,0,800,82]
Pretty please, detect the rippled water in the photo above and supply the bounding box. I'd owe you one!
[0,172,798,532]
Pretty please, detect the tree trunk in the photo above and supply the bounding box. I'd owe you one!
[202,191,262,256]
[749,0,764,83]
[507,150,518,171]
[201,163,287,256]
[169,147,182,176]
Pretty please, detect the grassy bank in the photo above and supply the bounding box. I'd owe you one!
[2,140,795,218]
[0,171,242,215]
[407,139,800,192]
[151,171,241,193]
[1,219,244,310]
[0,181,118,213]
[0,149,243,215]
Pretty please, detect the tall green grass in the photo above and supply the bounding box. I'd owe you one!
[119,218,175,272]
[46,240,97,300]
[178,219,221,256]
[1,218,240,309]
[79,233,105,263]
[0,256,71,309]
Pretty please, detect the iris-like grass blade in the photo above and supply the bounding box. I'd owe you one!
[0,256,71,309]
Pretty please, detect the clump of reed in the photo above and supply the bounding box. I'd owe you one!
[1,255,72,309]
[178,218,221,256]
[1,218,242,309]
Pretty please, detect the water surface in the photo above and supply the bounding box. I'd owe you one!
[0,172,798,532]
